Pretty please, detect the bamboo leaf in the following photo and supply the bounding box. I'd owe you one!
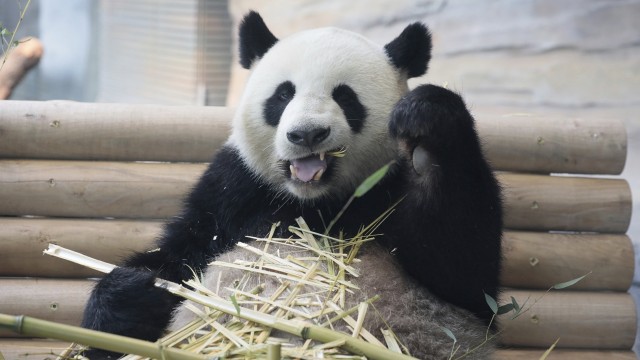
[230,294,241,316]
[511,296,521,313]
[484,292,498,314]
[539,338,560,360]
[440,326,457,343]
[354,162,393,198]
[552,272,590,290]
[497,303,514,315]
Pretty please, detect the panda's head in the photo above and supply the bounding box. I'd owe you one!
[229,11,431,201]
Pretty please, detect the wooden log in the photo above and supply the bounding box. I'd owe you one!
[474,112,627,175]
[0,101,627,175]
[0,339,72,360]
[0,218,159,278]
[0,160,204,219]
[0,279,90,337]
[500,173,631,233]
[0,160,631,233]
[0,344,636,360]
[0,100,234,162]
[501,232,634,291]
[0,218,634,292]
[0,38,44,100]
[498,290,636,349]
[494,349,637,360]
[1,280,635,350]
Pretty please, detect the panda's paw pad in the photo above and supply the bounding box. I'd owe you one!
[411,145,433,176]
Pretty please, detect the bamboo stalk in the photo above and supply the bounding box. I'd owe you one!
[0,313,206,360]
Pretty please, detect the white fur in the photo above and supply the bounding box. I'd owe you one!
[228,27,405,200]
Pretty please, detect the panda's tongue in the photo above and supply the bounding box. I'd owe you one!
[291,155,326,182]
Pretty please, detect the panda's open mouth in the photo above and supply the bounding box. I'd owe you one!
[286,148,344,183]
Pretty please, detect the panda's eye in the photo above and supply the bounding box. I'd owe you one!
[278,89,293,102]
[332,84,367,133]
[263,81,296,126]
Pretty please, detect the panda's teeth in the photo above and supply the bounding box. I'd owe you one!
[289,165,297,180]
[313,168,325,181]
[319,152,326,161]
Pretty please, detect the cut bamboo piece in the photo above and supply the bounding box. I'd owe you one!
[474,113,627,175]
[0,217,159,277]
[0,218,635,291]
[501,231,634,291]
[498,290,636,349]
[493,349,637,360]
[0,161,631,232]
[499,173,631,233]
[0,100,233,162]
[0,279,91,337]
[0,101,626,175]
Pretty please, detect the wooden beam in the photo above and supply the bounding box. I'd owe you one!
[0,160,631,233]
[498,290,636,350]
[0,218,634,291]
[1,279,635,350]
[0,101,627,175]
[0,100,233,162]
[475,112,627,175]
[493,349,637,360]
[501,232,634,291]
[0,279,90,338]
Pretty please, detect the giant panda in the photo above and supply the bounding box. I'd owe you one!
[81,11,502,359]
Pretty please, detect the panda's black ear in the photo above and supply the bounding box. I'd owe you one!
[384,23,432,78]
[239,11,279,69]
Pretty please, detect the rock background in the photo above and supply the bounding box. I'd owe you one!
[227,0,640,353]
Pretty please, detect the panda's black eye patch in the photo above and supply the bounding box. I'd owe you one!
[264,81,295,126]
[332,84,366,133]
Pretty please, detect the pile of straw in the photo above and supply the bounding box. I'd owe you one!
[45,212,417,360]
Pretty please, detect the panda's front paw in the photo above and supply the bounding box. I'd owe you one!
[82,267,179,342]
[389,84,475,174]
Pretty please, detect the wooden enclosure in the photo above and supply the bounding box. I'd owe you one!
[0,100,635,359]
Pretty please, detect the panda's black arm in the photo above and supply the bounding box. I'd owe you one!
[387,84,503,324]
[81,146,273,349]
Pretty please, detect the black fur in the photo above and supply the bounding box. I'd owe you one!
[81,15,502,358]
[263,81,295,126]
[388,84,503,323]
[384,23,432,78]
[239,11,278,69]
[332,84,367,133]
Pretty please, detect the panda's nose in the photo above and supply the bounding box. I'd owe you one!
[287,127,331,148]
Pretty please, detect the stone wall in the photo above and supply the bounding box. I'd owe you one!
[226,0,640,109]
